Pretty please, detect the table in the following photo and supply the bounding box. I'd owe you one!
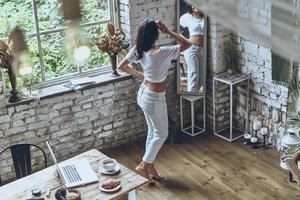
[0,149,148,200]
[213,73,249,142]
[286,159,300,185]
[180,95,205,136]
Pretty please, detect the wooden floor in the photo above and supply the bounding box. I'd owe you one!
[103,133,300,200]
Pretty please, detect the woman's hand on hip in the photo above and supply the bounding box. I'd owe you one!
[117,58,143,80]
[136,71,144,80]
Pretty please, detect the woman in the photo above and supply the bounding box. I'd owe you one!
[117,20,191,179]
[180,4,205,92]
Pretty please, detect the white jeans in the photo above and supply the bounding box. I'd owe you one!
[137,83,168,164]
[184,45,204,92]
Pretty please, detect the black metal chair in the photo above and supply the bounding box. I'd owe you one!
[0,144,47,186]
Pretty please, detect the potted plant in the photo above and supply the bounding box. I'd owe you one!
[223,34,240,74]
[95,22,130,76]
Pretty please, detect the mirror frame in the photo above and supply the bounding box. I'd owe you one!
[176,0,208,96]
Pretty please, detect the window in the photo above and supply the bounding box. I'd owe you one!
[0,0,114,88]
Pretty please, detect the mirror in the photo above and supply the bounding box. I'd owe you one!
[177,0,207,95]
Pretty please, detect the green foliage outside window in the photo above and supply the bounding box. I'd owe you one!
[0,0,110,89]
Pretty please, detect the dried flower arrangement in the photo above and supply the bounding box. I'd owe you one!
[95,22,130,56]
[95,22,130,76]
[0,40,24,102]
[0,40,12,69]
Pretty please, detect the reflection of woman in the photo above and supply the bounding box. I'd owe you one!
[117,20,191,179]
[180,4,205,92]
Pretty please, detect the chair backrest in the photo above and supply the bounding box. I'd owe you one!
[0,144,47,186]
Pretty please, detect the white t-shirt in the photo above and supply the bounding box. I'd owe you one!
[125,45,180,83]
[180,13,204,36]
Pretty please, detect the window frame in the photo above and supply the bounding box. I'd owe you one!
[1,0,117,90]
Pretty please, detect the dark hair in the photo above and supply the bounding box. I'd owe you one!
[135,20,159,59]
[187,4,193,14]
[187,4,205,16]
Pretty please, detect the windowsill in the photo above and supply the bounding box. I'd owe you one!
[5,71,133,108]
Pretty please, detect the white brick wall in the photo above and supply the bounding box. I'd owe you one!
[206,0,288,147]
[121,0,177,46]
[226,0,287,147]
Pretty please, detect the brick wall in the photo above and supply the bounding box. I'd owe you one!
[205,17,230,130]
[0,0,179,181]
[237,0,288,147]
[206,0,288,147]
[119,0,177,46]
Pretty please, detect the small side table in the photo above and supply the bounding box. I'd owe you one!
[213,73,249,142]
[180,95,205,136]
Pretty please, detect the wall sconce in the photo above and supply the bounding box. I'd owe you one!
[9,27,33,76]
[62,0,91,67]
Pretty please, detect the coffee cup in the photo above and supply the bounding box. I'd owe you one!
[102,158,117,172]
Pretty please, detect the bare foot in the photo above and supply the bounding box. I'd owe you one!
[147,165,164,181]
[136,162,143,169]
[135,165,149,179]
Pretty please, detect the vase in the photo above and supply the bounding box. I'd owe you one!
[8,90,24,103]
[109,54,119,77]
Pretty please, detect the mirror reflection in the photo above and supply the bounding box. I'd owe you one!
[178,0,206,94]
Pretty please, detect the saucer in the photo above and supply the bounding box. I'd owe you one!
[100,164,121,175]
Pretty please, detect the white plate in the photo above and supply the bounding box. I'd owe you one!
[99,164,121,175]
[99,180,121,193]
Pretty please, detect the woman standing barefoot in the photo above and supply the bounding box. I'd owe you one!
[117,20,191,180]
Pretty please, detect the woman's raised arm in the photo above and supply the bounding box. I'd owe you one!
[156,20,192,52]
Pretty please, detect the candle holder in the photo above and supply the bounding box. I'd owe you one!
[253,120,262,138]
[244,133,252,145]
[251,137,258,149]
[260,127,268,150]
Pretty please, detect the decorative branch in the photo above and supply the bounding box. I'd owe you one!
[223,33,240,73]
